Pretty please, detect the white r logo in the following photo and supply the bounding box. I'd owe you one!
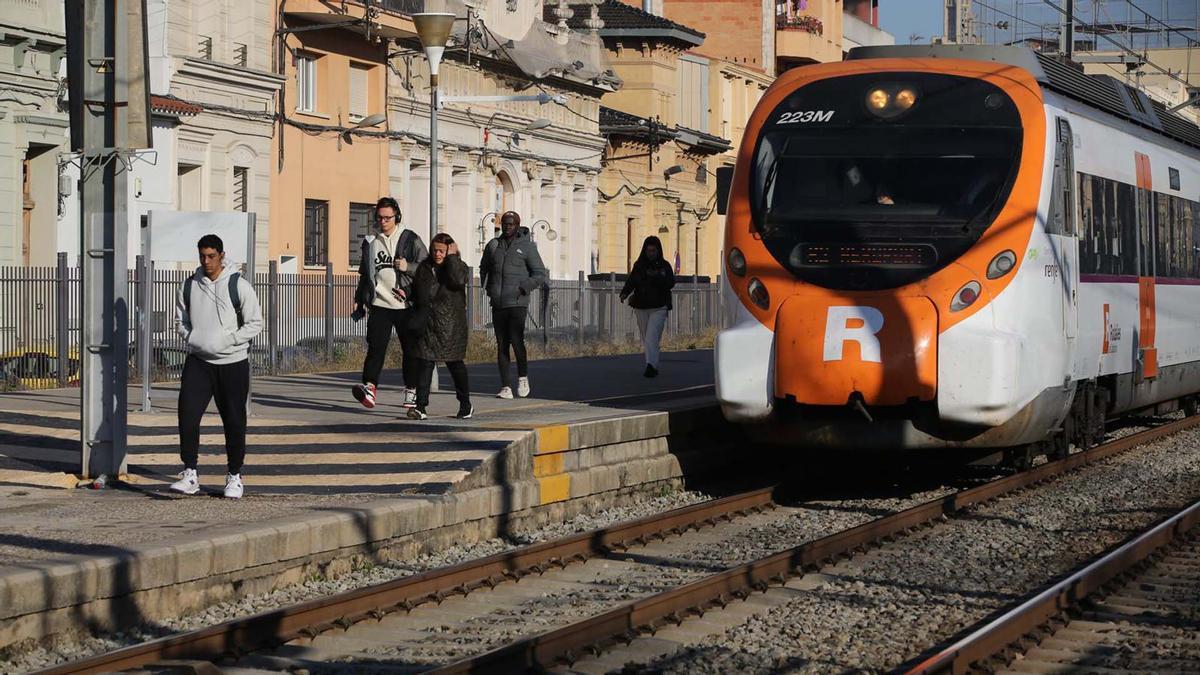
[823,306,885,363]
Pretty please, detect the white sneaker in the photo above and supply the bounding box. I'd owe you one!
[402,388,417,409]
[224,473,244,499]
[170,468,200,495]
[497,386,514,399]
[517,376,530,398]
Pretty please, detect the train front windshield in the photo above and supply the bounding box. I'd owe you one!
[751,72,1023,291]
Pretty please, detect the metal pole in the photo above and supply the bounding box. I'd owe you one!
[576,270,584,346]
[1060,0,1074,59]
[609,271,617,341]
[136,253,153,412]
[268,259,278,374]
[429,82,439,242]
[324,264,334,359]
[55,252,68,389]
[78,0,129,479]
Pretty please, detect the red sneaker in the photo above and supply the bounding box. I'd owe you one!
[353,382,377,409]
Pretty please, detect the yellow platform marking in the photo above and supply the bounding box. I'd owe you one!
[535,425,570,455]
[532,453,564,477]
[537,473,570,505]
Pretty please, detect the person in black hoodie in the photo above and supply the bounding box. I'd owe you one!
[619,235,675,377]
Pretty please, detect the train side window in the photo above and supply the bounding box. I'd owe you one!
[1156,193,1172,276]
[1117,181,1138,276]
[1129,183,1149,276]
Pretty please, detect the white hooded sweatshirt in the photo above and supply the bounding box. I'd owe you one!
[176,265,264,365]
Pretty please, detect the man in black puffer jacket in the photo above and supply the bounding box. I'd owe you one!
[479,211,547,399]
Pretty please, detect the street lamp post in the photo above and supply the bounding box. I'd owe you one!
[413,12,456,245]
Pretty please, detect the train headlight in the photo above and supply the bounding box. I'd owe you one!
[950,281,982,312]
[866,84,919,119]
[748,278,770,310]
[986,250,1017,279]
[728,247,747,277]
[866,88,890,111]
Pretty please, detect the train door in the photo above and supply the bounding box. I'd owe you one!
[1051,118,1079,363]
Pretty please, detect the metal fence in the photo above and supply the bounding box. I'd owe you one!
[0,254,720,390]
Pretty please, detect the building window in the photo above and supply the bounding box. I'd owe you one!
[296,53,317,112]
[304,199,329,266]
[233,166,248,212]
[348,202,374,267]
[349,63,369,122]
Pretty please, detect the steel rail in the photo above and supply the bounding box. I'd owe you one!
[906,497,1200,674]
[37,488,775,674]
[430,414,1200,674]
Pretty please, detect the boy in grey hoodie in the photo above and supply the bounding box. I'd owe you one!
[171,234,264,498]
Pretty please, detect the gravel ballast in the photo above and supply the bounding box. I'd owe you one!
[621,425,1200,674]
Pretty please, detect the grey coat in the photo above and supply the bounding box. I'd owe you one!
[411,255,470,362]
[479,230,548,309]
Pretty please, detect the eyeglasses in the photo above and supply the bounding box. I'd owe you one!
[376,214,396,221]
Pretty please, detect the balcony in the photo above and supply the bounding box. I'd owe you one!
[282,0,417,41]
[775,1,842,65]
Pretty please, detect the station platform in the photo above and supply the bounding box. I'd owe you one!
[0,350,727,650]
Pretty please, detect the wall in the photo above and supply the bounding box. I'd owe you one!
[270,22,389,274]
[0,0,69,266]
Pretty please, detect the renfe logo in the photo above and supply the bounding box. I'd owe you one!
[823,306,884,363]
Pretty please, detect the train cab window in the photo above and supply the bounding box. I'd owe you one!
[750,72,1022,290]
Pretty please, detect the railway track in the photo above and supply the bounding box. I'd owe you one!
[907,499,1200,674]
[37,414,1200,675]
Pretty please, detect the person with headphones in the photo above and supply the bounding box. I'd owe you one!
[352,196,428,410]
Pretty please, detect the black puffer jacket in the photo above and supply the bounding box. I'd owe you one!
[479,230,548,309]
[411,254,470,362]
[620,259,675,310]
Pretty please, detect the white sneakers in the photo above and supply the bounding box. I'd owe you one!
[169,468,244,499]
[498,377,531,399]
[402,387,417,409]
[224,473,244,499]
[170,468,200,495]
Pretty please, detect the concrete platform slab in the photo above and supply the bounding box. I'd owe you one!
[0,352,734,651]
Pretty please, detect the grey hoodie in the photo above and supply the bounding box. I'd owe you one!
[176,265,265,365]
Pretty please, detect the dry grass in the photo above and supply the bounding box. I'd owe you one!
[1,330,716,391]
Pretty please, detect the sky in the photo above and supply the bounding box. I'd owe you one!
[877,1,1200,48]
[878,0,943,44]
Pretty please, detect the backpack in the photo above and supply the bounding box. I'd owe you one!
[184,273,244,328]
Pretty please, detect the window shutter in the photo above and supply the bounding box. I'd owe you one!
[349,65,368,120]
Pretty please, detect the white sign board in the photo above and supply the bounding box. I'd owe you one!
[144,210,256,270]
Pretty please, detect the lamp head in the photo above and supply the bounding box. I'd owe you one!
[524,118,552,131]
[663,164,685,179]
[354,112,387,129]
[413,12,456,82]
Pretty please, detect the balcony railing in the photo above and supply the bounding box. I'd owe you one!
[776,13,824,35]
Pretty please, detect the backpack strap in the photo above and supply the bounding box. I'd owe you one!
[229,272,244,329]
[183,276,193,317]
[396,229,415,263]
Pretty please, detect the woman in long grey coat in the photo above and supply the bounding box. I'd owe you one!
[407,232,472,420]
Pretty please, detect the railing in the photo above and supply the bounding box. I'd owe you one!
[0,255,721,390]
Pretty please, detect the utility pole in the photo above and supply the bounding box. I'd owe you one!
[1060,0,1075,59]
[66,0,152,482]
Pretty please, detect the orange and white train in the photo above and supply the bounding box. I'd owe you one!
[714,45,1200,459]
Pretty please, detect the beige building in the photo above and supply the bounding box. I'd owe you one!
[0,0,68,266]
[270,0,613,279]
[57,0,282,270]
